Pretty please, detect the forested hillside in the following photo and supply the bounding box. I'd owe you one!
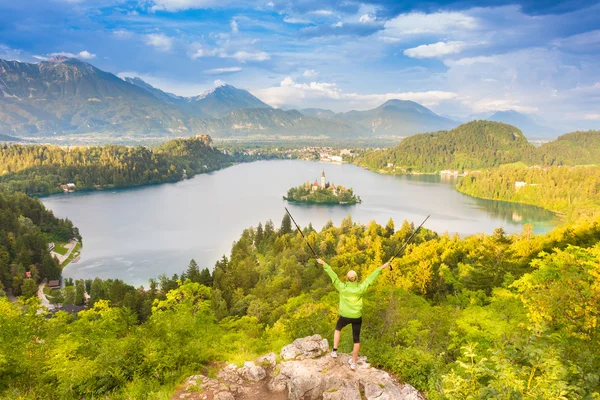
[355,125,600,175]
[0,136,233,196]
[529,130,600,166]
[456,165,600,220]
[354,121,534,173]
[1,214,599,399]
[0,192,80,297]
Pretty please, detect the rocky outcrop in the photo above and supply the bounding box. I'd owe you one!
[171,335,423,400]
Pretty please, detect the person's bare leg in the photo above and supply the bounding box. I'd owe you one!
[334,330,341,349]
[352,343,360,363]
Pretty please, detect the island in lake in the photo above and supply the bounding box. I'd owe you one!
[284,170,361,205]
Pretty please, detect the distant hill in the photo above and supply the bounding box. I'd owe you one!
[299,108,336,119]
[189,84,272,118]
[0,133,21,142]
[355,120,535,173]
[530,130,600,165]
[216,108,357,137]
[333,99,458,136]
[486,110,557,138]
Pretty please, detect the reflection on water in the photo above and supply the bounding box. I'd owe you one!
[42,160,559,286]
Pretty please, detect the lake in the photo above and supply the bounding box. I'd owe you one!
[41,160,559,287]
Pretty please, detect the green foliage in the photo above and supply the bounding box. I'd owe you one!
[456,165,600,220]
[2,214,600,399]
[354,121,535,173]
[0,136,233,196]
[0,192,77,293]
[529,130,600,166]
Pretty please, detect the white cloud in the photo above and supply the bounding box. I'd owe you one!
[113,29,133,39]
[230,51,270,62]
[48,50,96,60]
[150,0,228,12]
[466,98,539,114]
[303,69,318,77]
[552,30,600,50]
[359,14,375,23]
[77,50,96,60]
[284,16,310,24]
[444,55,494,67]
[253,77,457,110]
[230,19,239,34]
[384,11,478,39]
[332,22,343,28]
[205,67,242,74]
[404,41,466,59]
[190,48,205,59]
[584,113,600,120]
[380,36,401,44]
[311,10,334,16]
[145,33,173,51]
[266,1,274,6]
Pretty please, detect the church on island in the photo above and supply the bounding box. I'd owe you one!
[309,170,338,196]
[284,170,360,205]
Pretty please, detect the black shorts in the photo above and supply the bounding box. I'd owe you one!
[335,315,362,343]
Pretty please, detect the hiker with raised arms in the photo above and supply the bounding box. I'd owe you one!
[317,258,390,371]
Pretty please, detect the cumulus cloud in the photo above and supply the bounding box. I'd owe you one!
[149,0,229,12]
[311,10,334,16]
[404,41,466,59]
[49,50,96,59]
[230,51,270,62]
[112,29,133,39]
[284,16,310,24]
[205,67,242,74]
[190,48,205,59]
[359,13,375,23]
[384,11,478,39]
[145,33,173,51]
[303,69,318,77]
[299,21,383,38]
[552,30,600,51]
[230,19,239,34]
[253,77,457,110]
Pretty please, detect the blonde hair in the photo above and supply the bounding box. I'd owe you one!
[347,270,357,282]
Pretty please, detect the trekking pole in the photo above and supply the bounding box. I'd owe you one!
[284,207,319,265]
[387,215,430,271]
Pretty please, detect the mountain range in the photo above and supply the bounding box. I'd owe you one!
[0,57,558,139]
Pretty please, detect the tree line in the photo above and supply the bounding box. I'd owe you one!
[0,136,234,196]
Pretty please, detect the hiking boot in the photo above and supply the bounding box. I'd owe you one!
[331,350,338,358]
[348,359,357,371]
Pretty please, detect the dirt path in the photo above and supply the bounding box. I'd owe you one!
[37,280,52,310]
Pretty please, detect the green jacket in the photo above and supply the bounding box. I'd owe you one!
[323,263,382,318]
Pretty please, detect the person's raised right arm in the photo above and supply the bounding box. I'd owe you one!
[317,258,344,291]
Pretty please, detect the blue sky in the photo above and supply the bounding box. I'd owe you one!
[0,0,599,129]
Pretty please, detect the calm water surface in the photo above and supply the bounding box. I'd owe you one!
[41,160,559,286]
